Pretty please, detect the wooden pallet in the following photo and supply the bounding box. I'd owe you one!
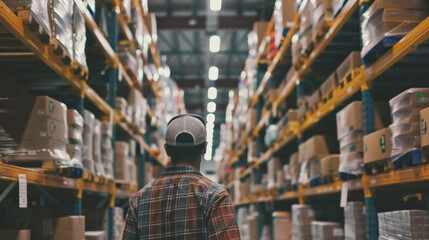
[71,60,89,80]
[364,159,391,175]
[50,38,72,65]
[11,7,50,44]
[3,158,57,172]
[57,165,83,178]
[338,69,361,88]
[83,170,95,182]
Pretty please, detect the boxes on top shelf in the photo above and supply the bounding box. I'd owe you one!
[274,0,296,48]
[311,0,334,41]
[389,88,429,122]
[361,1,429,59]
[336,51,361,82]
[363,127,392,164]
[49,0,74,61]
[117,45,143,84]
[253,21,270,52]
[72,1,87,69]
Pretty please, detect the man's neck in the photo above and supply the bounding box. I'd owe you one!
[172,160,200,171]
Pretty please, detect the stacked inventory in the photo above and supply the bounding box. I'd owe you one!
[363,127,392,174]
[289,152,299,189]
[292,204,314,240]
[267,157,282,189]
[0,97,71,169]
[320,154,339,184]
[92,119,105,177]
[128,140,138,185]
[273,0,295,48]
[361,0,429,64]
[128,89,148,133]
[66,109,84,169]
[83,110,95,173]
[378,210,429,240]
[273,211,292,240]
[389,88,429,169]
[49,0,74,62]
[421,107,429,160]
[101,121,114,179]
[118,45,143,85]
[336,101,388,179]
[311,221,343,240]
[115,97,132,122]
[344,202,366,240]
[72,1,87,69]
[115,142,130,183]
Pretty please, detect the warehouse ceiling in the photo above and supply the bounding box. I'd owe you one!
[149,0,274,160]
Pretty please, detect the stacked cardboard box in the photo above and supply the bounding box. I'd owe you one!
[101,121,114,179]
[320,154,339,182]
[421,107,429,161]
[115,142,130,182]
[0,96,71,167]
[378,210,429,240]
[273,211,292,240]
[389,88,429,165]
[361,0,429,61]
[289,152,300,188]
[344,202,366,240]
[92,119,105,177]
[128,140,138,185]
[292,204,314,240]
[336,101,388,178]
[298,135,331,185]
[311,221,344,240]
[267,157,282,189]
[363,127,392,171]
[83,110,95,173]
[67,109,84,169]
[273,0,295,48]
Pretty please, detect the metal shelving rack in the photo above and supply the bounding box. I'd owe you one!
[0,1,168,239]
[226,0,429,238]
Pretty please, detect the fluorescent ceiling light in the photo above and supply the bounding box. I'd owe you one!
[207,102,216,112]
[210,0,222,11]
[207,113,215,123]
[208,87,217,100]
[209,35,221,53]
[208,66,219,81]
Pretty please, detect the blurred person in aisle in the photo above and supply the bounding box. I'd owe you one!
[123,114,240,239]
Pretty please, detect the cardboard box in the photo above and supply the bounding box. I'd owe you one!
[67,109,83,128]
[320,72,337,99]
[253,21,269,51]
[421,107,429,148]
[320,154,340,177]
[363,128,392,164]
[336,51,361,82]
[53,216,85,240]
[21,118,67,144]
[85,231,105,240]
[0,230,31,240]
[336,101,389,140]
[305,135,331,162]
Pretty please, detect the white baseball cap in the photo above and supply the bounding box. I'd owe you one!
[165,114,207,147]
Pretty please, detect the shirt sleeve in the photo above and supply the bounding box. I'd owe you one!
[122,197,138,240]
[207,191,241,240]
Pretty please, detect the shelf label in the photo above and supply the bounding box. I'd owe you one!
[340,182,348,208]
[18,174,27,208]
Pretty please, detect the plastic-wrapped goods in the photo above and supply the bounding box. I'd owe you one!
[128,89,148,132]
[344,202,366,240]
[247,140,258,163]
[311,0,334,40]
[292,205,314,240]
[100,121,113,179]
[131,8,145,50]
[143,13,158,43]
[361,1,429,59]
[117,45,143,84]
[49,0,74,60]
[92,119,106,177]
[265,124,279,146]
[0,96,71,169]
[127,159,137,185]
[72,2,87,69]
[389,88,429,163]
[3,0,51,38]
[421,107,429,161]
[122,0,132,18]
[115,142,130,182]
[267,158,282,189]
[273,211,292,240]
[299,135,331,185]
[378,210,429,240]
[311,221,343,240]
[66,109,84,169]
[260,225,271,240]
[115,97,128,118]
[82,110,95,173]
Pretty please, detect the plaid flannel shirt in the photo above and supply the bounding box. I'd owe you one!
[123,166,240,240]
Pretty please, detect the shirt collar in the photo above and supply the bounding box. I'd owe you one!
[162,165,201,176]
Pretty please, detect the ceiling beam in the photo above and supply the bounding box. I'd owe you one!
[156,16,259,30]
